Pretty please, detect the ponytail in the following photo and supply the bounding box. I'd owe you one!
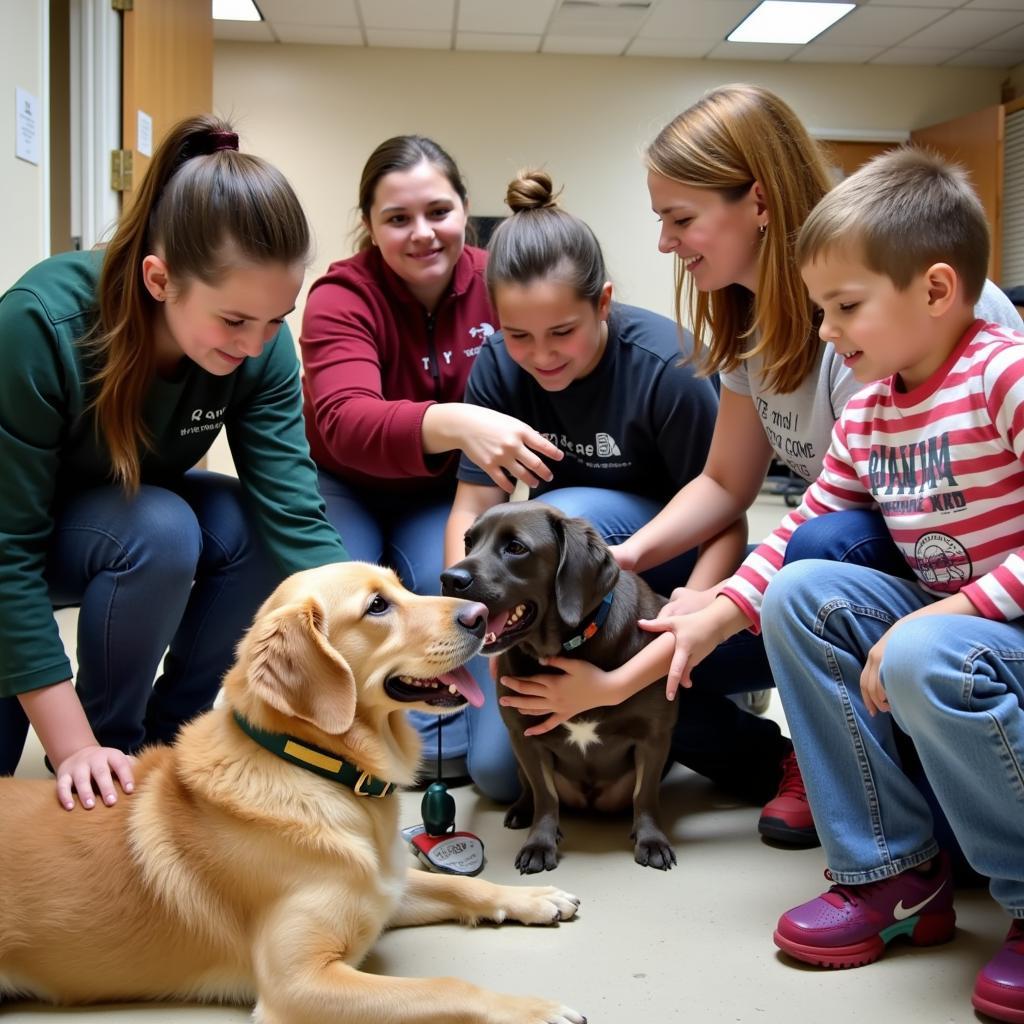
[91,114,310,490]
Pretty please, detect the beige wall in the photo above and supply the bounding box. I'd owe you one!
[1009,62,1024,97]
[1,0,47,292]
[215,42,1007,325]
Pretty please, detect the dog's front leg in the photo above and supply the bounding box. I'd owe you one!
[388,869,579,928]
[630,732,676,870]
[253,906,585,1024]
[508,736,563,874]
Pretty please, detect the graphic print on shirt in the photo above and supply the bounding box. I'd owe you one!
[542,430,627,471]
[180,406,226,437]
[868,431,971,587]
[420,323,494,373]
[755,398,815,479]
[869,432,966,513]
[468,322,494,341]
[915,533,972,586]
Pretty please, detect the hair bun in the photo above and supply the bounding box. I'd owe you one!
[505,170,561,213]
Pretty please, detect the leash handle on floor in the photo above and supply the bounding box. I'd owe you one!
[404,715,486,876]
[422,716,456,836]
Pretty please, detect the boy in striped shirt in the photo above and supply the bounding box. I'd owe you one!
[646,147,1024,1022]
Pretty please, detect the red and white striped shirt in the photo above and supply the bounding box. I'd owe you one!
[722,321,1024,629]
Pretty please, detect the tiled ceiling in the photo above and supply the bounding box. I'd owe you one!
[215,0,1024,68]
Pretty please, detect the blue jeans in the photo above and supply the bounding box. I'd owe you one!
[786,508,910,577]
[0,471,280,775]
[316,469,465,764]
[466,487,783,803]
[762,560,1024,915]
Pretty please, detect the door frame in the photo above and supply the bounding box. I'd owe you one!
[69,0,120,250]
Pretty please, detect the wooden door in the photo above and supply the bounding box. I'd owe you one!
[911,104,1004,282]
[121,0,213,211]
[819,140,901,182]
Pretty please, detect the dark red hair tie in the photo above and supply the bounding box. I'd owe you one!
[208,130,239,153]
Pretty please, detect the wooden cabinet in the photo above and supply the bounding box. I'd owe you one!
[815,104,1011,287]
[911,104,1004,283]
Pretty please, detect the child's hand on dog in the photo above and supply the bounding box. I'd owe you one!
[639,604,738,700]
[55,745,137,811]
[500,657,615,736]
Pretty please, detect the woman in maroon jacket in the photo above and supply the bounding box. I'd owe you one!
[301,135,559,768]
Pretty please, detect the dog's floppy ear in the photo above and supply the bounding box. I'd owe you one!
[245,597,357,735]
[553,514,620,626]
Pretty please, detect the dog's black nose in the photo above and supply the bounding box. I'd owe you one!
[441,567,474,594]
[456,602,488,637]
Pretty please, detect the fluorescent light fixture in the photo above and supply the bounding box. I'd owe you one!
[213,0,262,22]
[728,1,854,45]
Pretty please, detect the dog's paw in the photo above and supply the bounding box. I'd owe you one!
[514,841,559,874]
[634,835,676,871]
[486,995,586,1024]
[533,1004,585,1024]
[492,884,580,925]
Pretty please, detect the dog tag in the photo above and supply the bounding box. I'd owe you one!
[409,831,485,876]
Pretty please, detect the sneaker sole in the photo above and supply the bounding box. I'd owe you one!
[773,929,886,968]
[973,987,1024,1023]
[758,816,821,847]
[773,910,957,969]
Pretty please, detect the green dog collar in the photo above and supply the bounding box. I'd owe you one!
[232,711,397,798]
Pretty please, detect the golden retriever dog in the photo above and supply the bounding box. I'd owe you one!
[0,562,585,1024]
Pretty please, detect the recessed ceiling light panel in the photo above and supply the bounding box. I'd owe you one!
[213,0,262,23]
[728,1,854,45]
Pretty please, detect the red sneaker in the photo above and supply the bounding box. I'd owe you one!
[774,854,956,969]
[759,749,819,847]
[973,920,1024,1023]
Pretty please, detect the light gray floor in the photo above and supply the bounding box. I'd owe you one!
[6,496,1009,1022]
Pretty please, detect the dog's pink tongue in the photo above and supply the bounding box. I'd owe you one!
[438,665,485,708]
[486,609,511,638]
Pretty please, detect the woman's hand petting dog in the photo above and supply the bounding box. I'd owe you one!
[500,656,621,736]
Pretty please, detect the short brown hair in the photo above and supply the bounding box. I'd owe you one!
[797,146,989,304]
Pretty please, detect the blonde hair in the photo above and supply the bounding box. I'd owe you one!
[92,114,310,491]
[486,169,607,306]
[645,84,834,393]
[797,146,988,304]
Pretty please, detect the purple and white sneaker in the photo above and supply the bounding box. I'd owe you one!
[973,920,1024,1023]
[774,853,956,969]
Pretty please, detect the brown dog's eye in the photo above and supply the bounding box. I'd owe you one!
[505,539,528,556]
[367,595,390,616]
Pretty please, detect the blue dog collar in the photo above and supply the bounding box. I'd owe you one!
[562,591,615,652]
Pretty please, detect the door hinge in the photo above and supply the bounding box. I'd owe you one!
[111,149,134,191]
[111,0,134,11]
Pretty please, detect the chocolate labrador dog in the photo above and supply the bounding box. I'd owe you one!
[441,501,677,874]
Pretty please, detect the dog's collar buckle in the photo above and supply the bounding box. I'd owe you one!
[355,771,395,798]
[561,591,614,652]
